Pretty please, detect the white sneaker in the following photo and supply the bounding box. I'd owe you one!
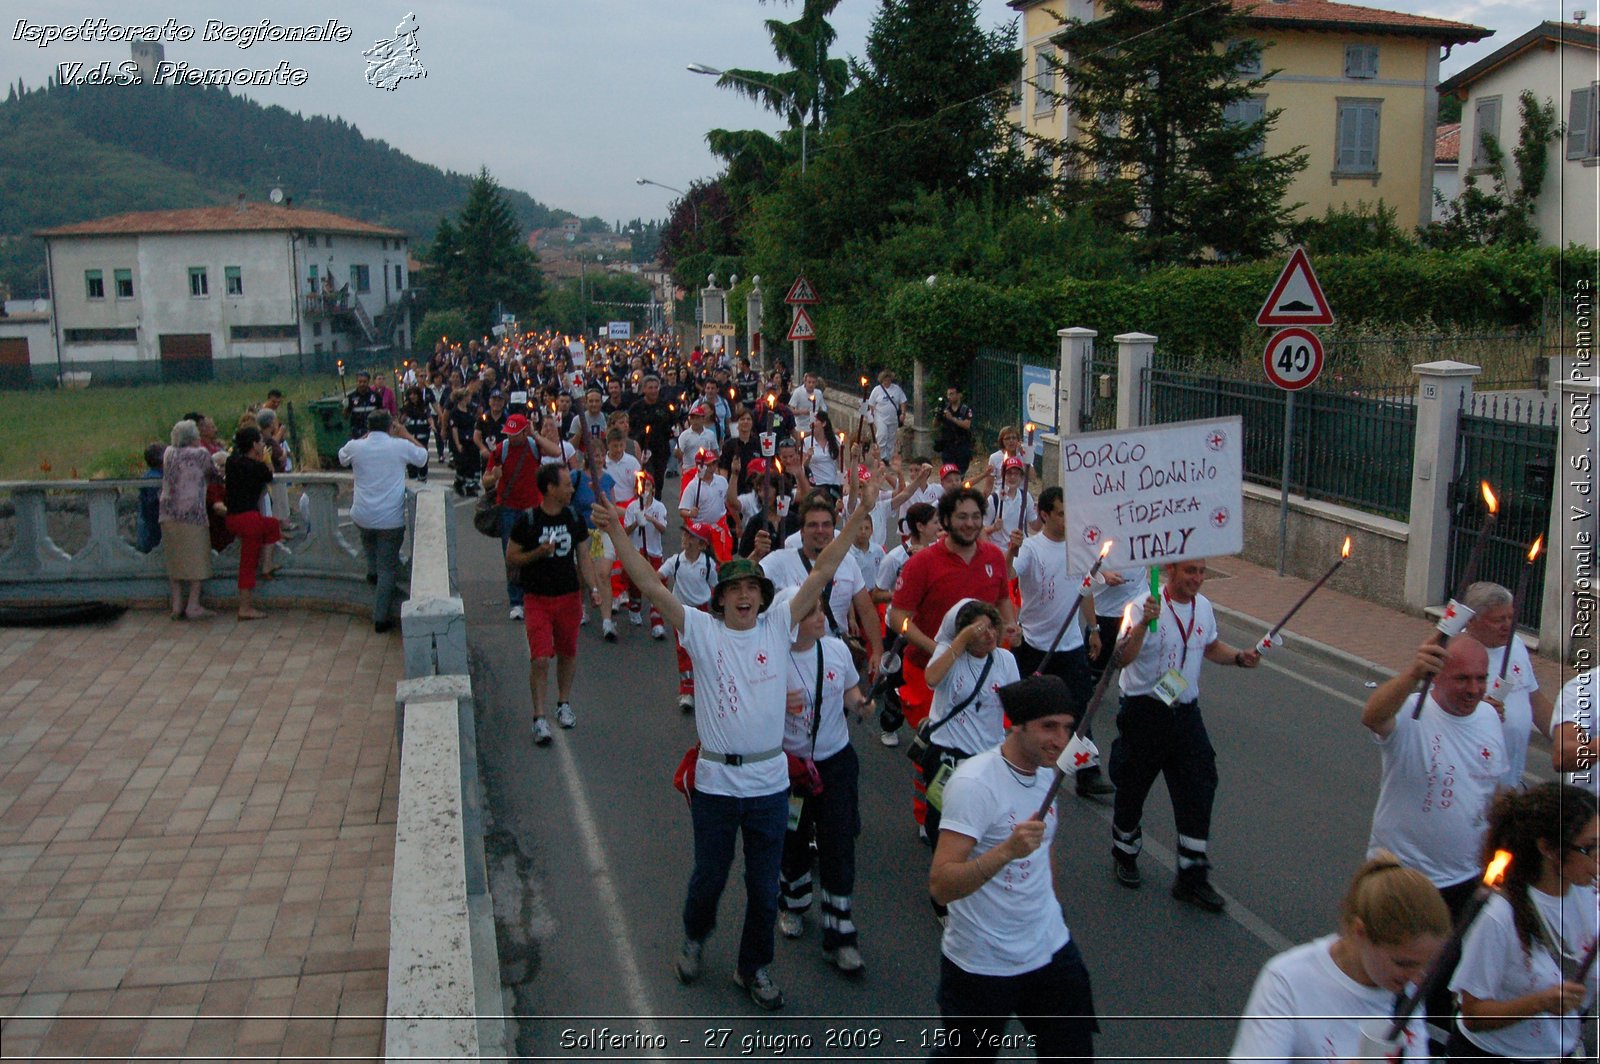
[678,694,695,713]
[556,702,576,728]
[628,611,643,627]
[879,730,900,748]
[579,608,589,626]
[825,944,864,973]
[602,620,618,643]
[532,718,553,745]
[777,911,803,939]
[509,605,524,621]
[651,624,666,640]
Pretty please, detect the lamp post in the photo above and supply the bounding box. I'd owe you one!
[688,63,807,175]
[636,177,698,230]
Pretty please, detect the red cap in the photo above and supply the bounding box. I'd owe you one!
[1002,456,1026,473]
[940,463,961,479]
[504,414,531,435]
[695,450,718,466]
[746,458,768,475]
[683,521,716,543]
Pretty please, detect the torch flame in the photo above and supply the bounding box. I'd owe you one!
[1341,536,1352,559]
[1099,540,1114,559]
[766,393,775,409]
[859,376,868,388]
[1481,481,1498,514]
[899,617,909,635]
[1119,601,1139,637]
[1528,535,1544,562]
[1483,849,1512,887]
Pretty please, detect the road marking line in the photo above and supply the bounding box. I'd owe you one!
[548,728,664,1051]
[1255,656,1365,708]
[1077,801,1295,955]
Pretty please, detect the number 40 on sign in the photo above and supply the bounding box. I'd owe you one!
[1262,327,1325,392]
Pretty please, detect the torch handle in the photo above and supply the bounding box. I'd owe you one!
[1266,559,1344,641]
[1033,768,1069,822]
[1409,631,1449,719]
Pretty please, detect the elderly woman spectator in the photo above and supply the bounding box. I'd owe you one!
[223,426,281,620]
[159,418,221,619]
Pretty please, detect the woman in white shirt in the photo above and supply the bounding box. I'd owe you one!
[803,410,843,500]
[1230,853,1450,1063]
[1449,783,1599,1061]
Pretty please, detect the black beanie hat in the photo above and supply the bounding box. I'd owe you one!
[998,674,1072,726]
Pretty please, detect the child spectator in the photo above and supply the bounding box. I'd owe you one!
[137,443,164,554]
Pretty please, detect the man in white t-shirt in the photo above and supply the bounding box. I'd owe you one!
[865,369,907,459]
[1362,636,1506,907]
[337,411,428,632]
[760,495,883,673]
[789,372,827,435]
[593,469,882,1013]
[1463,581,1552,788]
[927,674,1097,1059]
[1110,559,1260,909]
[1551,668,1598,796]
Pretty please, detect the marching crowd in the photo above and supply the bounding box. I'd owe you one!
[163,326,1597,1061]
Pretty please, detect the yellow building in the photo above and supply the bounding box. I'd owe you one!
[1009,0,1490,228]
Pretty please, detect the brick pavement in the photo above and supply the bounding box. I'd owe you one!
[1204,555,1573,694]
[0,608,400,1061]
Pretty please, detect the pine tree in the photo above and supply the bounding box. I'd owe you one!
[1046,0,1307,264]
[423,169,543,328]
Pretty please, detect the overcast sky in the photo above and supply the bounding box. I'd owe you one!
[1,0,1579,225]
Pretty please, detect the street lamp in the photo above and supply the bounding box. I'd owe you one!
[636,177,698,230]
[688,63,807,174]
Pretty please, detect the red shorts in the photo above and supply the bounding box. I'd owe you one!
[524,591,581,659]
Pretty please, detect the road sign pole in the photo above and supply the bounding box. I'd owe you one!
[1277,391,1294,577]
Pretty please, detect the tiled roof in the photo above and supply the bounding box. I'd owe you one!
[36,202,407,239]
[1435,122,1460,163]
[1010,0,1489,42]
[1439,21,1600,95]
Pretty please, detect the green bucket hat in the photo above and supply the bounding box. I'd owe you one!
[711,557,776,615]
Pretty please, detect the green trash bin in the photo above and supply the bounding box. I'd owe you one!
[308,395,351,469]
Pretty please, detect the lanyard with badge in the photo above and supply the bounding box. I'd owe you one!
[1152,591,1195,706]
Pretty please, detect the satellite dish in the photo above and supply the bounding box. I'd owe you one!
[269,187,285,204]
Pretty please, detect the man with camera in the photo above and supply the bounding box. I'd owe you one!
[935,385,974,473]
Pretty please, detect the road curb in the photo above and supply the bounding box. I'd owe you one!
[1209,603,1392,682]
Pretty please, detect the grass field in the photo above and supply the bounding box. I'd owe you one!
[0,376,344,481]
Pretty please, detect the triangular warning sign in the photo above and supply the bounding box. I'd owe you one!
[784,276,818,305]
[1256,247,1334,327]
[786,306,816,341]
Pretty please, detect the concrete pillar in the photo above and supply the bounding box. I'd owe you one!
[747,276,764,377]
[1542,373,1598,664]
[1114,332,1156,429]
[1402,360,1481,610]
[1058,327,1096,437]
[909,359,931,458]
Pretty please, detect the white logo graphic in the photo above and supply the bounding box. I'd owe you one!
[364,13,425,91]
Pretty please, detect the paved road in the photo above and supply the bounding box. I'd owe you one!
[460,505,1417,1061]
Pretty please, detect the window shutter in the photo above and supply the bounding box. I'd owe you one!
[1473,98,1501,166]
[1344,45,1378,79]
[1358,104,1379,170]
[1569,87,1593,159]
[1336,104,1355,169]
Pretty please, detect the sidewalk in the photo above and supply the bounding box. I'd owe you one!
[0,607,401,1060]
[1203,555,1573,694]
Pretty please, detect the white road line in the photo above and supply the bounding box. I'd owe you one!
[548,728,664,1053]
[1255,655,1365,708]
[1077,801,1295,955]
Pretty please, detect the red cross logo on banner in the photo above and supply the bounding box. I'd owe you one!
[1210,508,1230,528]
[1084,526,1102,545]
[1206,430,1226,451]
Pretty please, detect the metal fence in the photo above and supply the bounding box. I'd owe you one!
[968,348,1058,451]
[1083,348,1118,432]
[1446,401,1556,631]
[1144,367,1418,520]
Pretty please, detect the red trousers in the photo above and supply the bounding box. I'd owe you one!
[900,658,934,826]
[224,511,281,591]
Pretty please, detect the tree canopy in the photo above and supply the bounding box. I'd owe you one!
[424,169,544,330]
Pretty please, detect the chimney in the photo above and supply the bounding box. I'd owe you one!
[235,193,247,213]
[1576,9,1588,23]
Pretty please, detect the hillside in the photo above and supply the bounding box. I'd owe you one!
[0,80,593,297]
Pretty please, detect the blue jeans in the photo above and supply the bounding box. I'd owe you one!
[358,525,405,623]
[683,788,788,979]
[498,507,523,609]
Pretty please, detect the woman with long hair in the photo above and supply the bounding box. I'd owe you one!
[1448,782,1598,1061]
[803,409,843,501]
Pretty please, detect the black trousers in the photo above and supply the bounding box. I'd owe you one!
[1108,695,1218,874]
[931,939,1098,1061]
[1011,640,1094,727]
[780,745,861,948]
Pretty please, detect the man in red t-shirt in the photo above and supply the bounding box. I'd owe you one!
[889,487,1017,836]
[484,413,558,619]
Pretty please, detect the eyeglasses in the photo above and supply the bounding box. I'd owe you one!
[1570,843,1598,857]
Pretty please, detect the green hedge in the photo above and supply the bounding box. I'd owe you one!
[813,244,1592,384]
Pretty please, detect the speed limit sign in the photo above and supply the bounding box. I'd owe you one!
[1263,327,1325,391]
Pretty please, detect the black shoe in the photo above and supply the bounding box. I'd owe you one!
[1171,876,1227,912]
[374,619,394,634]
[1113,852,1141,889]
[1076,771,1115,797]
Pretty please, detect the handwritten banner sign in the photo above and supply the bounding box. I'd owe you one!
[1061,417,1244,566]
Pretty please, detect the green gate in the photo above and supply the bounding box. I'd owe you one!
[1445,394,1556,631]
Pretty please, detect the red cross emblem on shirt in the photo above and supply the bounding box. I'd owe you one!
[825,670,837,683]
[1512,664,1523,677]
[1480,747,1492,762]
[1073,750,1091,766]
[755,652,768,665]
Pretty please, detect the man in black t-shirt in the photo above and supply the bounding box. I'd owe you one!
[473,391,509,465]
[345,372,382,438]
[506,463,599,746]
[936,385,975,472]
[628,375,675,494]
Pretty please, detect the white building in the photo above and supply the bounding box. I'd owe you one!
[1433,121,1460,214]
[1438,21,1600,248]
[31,200,414,384]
